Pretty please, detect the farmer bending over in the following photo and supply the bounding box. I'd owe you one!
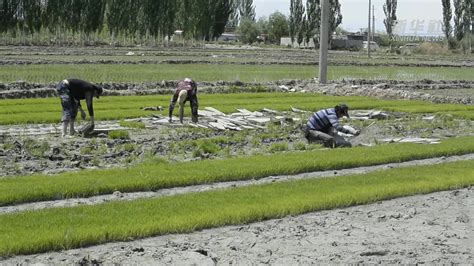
[304,104,360,148]
[169,78,198,123]
[56,78,103,137]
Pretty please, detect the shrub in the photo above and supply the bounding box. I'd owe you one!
[416,42,449,55]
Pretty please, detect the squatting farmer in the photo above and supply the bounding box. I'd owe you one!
[304,103,360,148]
[168,78,198,123]
[56,78,103,137]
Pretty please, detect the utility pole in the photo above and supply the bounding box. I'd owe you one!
[372,5,375,42]
[319,0,329,84]
[367,0,371,58]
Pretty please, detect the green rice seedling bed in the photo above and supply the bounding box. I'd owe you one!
[1,64,473,83]
[0,159,473,257]
[1,93,473,125]
[1,136,473,206]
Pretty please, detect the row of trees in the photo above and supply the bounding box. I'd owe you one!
[288,0,342,47]
[0,0,256,44]
[441,0,473,50]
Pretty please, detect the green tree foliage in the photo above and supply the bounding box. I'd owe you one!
[298,17,307,46]
[0,0,19,33]
[63,0,83,34]
[19,0,44,34]
[442,0,453,40]
[81,0,106,36]
[239,0,255,21]
[237,17,258,44]
[305,0,320,45]
[213,0,233,39]
[268,12,289,44]
[227,0,240,30]
[162,0,177,40]
[453,0,464,41]
[176,0,231,41]
[0,0,21,32]
[329,0,342,40]
[305,0,341,46]
[0,0,233,44]
[289,0,304,44]
[383,0,397,50]
[194,0,216,40]
[441,0,457,49]
[106,0,128,38]
[453,0,472,52]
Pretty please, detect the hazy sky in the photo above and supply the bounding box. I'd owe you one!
[254,0,444,36]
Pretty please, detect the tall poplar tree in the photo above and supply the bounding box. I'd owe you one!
[305,0,320,45]
[162,0,177,39]
[289,0,304,45]
[81,0,106,36]
[63,0,83,34]
[305,0,341,46]
[240,0,255,21]
[213,0,233,39]
[441,0,453,42]
[19,0,43,34]
[329,0,342,40]
[0,0,20,33]
[227,0,240,30]
[383,0,397,51]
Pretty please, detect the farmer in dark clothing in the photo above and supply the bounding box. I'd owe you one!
[169,78,198,123]
[56,79,102,137]
[304,104,360,148]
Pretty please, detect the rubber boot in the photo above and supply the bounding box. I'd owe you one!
[179,105,184,124]
[62,121,68,137]
[69,119,76,135]
[191,106,198,123]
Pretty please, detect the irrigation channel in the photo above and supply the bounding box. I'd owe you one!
[0,46,473,264]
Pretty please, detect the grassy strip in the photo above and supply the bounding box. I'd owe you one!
[1,64,473,83]
[1,136,474,206]
[1,93,473,124]
[0,159,473,257]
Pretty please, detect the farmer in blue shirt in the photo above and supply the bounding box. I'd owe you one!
[305,104,360,148]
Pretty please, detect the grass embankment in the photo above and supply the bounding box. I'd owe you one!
[0,159,473,257]
[1,136,474,206]
[1,93,473,124]
[1,64,473,83]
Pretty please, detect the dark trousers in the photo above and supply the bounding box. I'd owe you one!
[305,126,351,148]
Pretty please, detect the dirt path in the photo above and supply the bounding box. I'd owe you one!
[2,154,474,215]
[2,187,472,264]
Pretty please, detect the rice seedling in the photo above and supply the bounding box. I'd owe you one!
[118,120,146,129]
[108,130,130,140]
[0,136,473,206]
[268,142,289,153]
[1,93,473,125]
[0,160,472,257]
[1,64,472,83]
[0,93,474,124]
[293,141,307,151]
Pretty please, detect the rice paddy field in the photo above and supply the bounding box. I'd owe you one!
[0,45,473,264]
